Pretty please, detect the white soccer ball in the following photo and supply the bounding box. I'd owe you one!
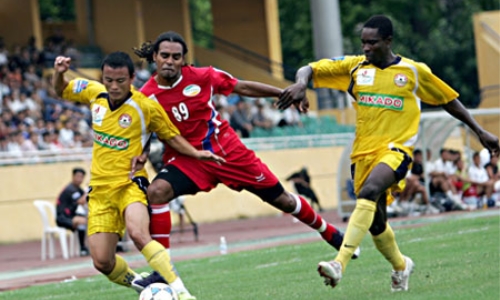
[139,283,179,300]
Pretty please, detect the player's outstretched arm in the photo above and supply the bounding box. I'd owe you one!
[53,56,72,97]
[165,135,226,163]
[443,99,500,156]
[233,80,282,98]
[277,66,312,112]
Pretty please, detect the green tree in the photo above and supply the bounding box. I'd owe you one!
[39,0,75,22]
[190,0,214,49]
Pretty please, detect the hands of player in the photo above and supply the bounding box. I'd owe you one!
[129,153,148,179]
[276,83,309,113]
[195,150,226,163]
[477,130,500,157]
[54,56,72,73]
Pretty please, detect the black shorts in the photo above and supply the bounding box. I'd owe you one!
[56,215,74,231]
[153,164,201,198]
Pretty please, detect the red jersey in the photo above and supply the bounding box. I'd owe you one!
[141,65,239,160]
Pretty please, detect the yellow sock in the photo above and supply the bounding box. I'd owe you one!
[106,255,138,287]
[142,240,178,283]
[335,199,376,270]
[372,223,406,271]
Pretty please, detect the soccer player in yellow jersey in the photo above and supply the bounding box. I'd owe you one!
[278,15,499,292]
[53,52,224,300]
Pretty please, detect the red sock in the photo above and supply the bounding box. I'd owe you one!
[291,194,338,240]
[150,204,172,249]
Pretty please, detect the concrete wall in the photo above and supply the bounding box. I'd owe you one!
[0,0,37,48]
[0,146,344,243]
[472,11,500,149]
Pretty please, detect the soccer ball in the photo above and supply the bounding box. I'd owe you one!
[139,283,179,300]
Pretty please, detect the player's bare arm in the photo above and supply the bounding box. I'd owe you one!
[233,80,282,98]
[442,99,500,156]
[277,66,312,112]
[53,56,72,97]
[166,135,226,163]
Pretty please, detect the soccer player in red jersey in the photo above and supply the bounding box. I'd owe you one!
[131,31,358,286]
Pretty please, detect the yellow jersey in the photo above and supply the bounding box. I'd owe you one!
[62,78,180,185]
[310,55,458,161]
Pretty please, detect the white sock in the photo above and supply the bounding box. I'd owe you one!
[170,277,190,295]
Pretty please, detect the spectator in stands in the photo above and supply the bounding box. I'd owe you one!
[62,40,80,68]
[56,167,89,256]
[230,97,253,138]
[59,119,75,148]
[0,42,8,67]
[133,60,151,88]
[278,106,303,127]
[485,154,499,182]
[251,98,273,131]
[29,131,41,150]
[24,64,41,85]
[427,148,464,211]
[479,148,491,169]
[399,149,434,213]
[468,151,496,208]
[0,135,8,151]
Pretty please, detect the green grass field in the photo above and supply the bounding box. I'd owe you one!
[1,213,498,300]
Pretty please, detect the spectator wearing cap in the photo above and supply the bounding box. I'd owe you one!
[251,98,273,130]
[230,96,253,138]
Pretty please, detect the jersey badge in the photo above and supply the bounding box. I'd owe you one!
[356,69,375,85]
[182,84,201,97]
[118,113,132,128]
[394,74,408,87]
[92,104,107,126]
[73,79,88,94]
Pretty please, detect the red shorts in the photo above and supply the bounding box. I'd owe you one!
[165,138,280,192]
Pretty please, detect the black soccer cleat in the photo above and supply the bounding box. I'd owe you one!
[131,271,167,292]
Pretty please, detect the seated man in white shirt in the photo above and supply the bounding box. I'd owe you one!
[427,149,464,210]
[468,151,495,208]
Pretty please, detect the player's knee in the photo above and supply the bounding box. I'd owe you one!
[92,256,114,274]
[147,181,173,204]
[358,182,383,201]
[266,192,295,213]
[369,220,387,236]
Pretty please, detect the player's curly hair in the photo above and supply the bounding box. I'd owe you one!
[363,15,393,39]
[134,31,189,64]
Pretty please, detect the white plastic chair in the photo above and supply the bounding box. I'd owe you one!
[33,200,78,260]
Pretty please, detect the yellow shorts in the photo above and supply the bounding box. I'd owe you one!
[352,148,412,204]
[87,180,148,237]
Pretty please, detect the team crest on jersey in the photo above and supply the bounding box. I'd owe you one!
[92,104,107,126]
[73,79,88,94]
[118,113,132,128]
[394,74,408,87]
[357,69,375,85]
[182,84,201,97]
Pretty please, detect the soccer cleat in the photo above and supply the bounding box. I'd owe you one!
[318,261,342,288]
[131,271,166,292]
[178,292,197,300]
[391,256,414,292]
[328,231,360,259]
